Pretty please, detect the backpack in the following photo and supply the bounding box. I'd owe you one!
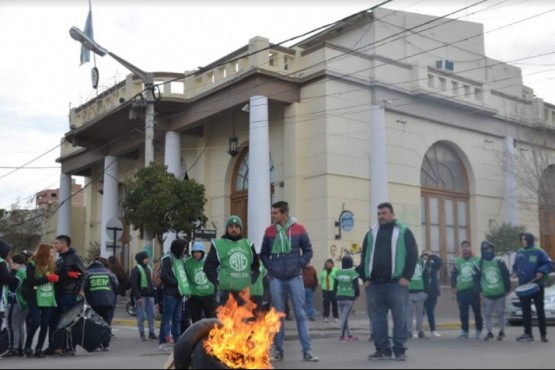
[152,262,163,288]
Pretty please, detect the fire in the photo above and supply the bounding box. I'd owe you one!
[203,290,284,369]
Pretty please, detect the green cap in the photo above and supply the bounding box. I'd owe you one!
[226,215,243,229]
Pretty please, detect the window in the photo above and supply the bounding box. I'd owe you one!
[421,142,469,283]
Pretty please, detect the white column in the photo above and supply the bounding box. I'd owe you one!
[248,95,271,253]
[370,105,388,225]
[100,156,119,258]
[56,172,72,236]
[163,131,181,253]
[504,137,519,225]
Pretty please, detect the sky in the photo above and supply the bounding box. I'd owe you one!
[0,0,554,210]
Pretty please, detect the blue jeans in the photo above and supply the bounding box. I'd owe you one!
[425,295,438,332]
[159,295,182,344]
[270,275,311,355]
[366,282,409,355]
[456,290,483,333]
[304,288,316,319]
[136,296,156,336]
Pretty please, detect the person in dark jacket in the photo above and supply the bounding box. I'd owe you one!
[130,251,157,341]
[49,234,86,356]
[475,240,510,341]
[83,257,119,351]
[421,250,442,337]
[5,253,28,358]
[260,201,319,363]
[512,233,554,342]
[302,262,318,321]
[0,239,15,330]
[333,255,360,342]
[159,239,188,348]
[356,202,418,361]
[204,215,260,306]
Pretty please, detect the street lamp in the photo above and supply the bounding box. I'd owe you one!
[69,26,155,165]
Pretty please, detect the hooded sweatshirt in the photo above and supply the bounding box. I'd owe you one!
[333,255,360,301]
[161,239,188,297]
[130,251,154,299]
[512,233,554,287]
[477,241,510,298]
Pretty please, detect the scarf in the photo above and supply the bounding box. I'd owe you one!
[272,218,292,254]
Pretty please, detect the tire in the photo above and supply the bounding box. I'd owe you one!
[126,301,137,316]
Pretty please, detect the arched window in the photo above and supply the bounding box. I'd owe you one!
[231,149,275,236]
[421,142,469,283]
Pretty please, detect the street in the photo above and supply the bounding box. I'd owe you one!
[1,324,553,369]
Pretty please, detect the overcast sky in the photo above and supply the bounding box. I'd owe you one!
[0,0,554,210]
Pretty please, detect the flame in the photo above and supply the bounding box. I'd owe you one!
[203,290,284,369]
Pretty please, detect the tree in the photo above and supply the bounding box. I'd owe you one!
[485,223,526,255]
[121,163,207,252]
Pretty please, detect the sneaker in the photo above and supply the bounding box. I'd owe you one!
[412,332,418,339]
[541,336,549,343]
[516,333,534,342]
[368,351,392,361]
[140,333,146,341]
[158,344,171,353]
[394,351,407,361]
[3,349,18,358]
[23,348,34,357]
[324,317,329,323]
[334,318,339,323]
[339,336,347,342]
[17,348,24,357]
[60,349,76,357]
[484,332,494,341]
[457,331,469,339]
[497,331,505,341]
[102,347,110,352]
[368,334,374,342]
[270,351,284,362]
[165,335,174,344]
[418,331,428,340]
[474,330,482,340]
[149,332,158,340]
[431,331,442,338]
[303,351,319,362]
[347,335,359,342]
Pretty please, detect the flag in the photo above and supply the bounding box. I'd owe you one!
[80,0,94,65]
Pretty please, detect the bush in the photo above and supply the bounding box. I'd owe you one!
[485,223,526,255]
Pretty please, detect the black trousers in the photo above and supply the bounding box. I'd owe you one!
[92,305,113,347]
[188,295,216,323]
[519,286,546,337]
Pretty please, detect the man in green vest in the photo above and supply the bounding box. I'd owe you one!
[204,215,260,306]
[356,202,418,362]
[450,240,483,340]
[476,240,510,341]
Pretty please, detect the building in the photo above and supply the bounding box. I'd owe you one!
[36,179,85,208]
[57,7,555,280]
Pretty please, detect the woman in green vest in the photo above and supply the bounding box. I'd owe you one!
[23,244,58,358]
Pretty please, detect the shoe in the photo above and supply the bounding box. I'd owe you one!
[339,336,347,342]
[309,316,316,321]
[34,350,45,358]
[484,332,494,341]
[140,333,146,341]
[368,334,374,342]
[270,351,284,362]
[158,344,171,353]
[23,348,34,357]
[165,335,174,344]
[457,331,469,339]
[412,332,418,339]
[394,351,407,361]
[368,351,392,360]
[102,347,110,352]
[17,348,24,357]
[149,332,158,340]
[347,335,359,342]
[541,336,548,343]
[334,318,339,323]
[407,331,413,338]
[3,349,18,358]
[303,351,319,362]
[418,331,428,340]
[516,333,534,342]
[432,331,442,338]
[60,349,76,357]
[497,331,505,341]
[475,330,482,340]
[43,347,56,356]
[324,317,329,323]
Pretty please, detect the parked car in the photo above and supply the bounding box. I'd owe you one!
[505,273,555,325]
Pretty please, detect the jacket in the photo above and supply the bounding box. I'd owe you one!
[84,261,119,307]
[302,265,318,290]
[260,218,313,281]
[55,247,86,296]
[512,233,554,286]
[130,252,155,299]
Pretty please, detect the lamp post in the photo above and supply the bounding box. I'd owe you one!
[69,26,155,165]
[69,26,155,260]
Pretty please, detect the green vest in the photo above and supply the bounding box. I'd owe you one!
[251,265,267,297]
[30,261,56,308]
[213,238,253,291]
[480,259,505,297]
[363,221,408,280]
[455,256,480,291]
[161,253,190,295]
[320,268,337,291]
[335,268,358,298]
[409,259,425,291]
[137,265,148,289]
[15,267,28,311]
[88,272,111,292]
[184,256,214,296]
